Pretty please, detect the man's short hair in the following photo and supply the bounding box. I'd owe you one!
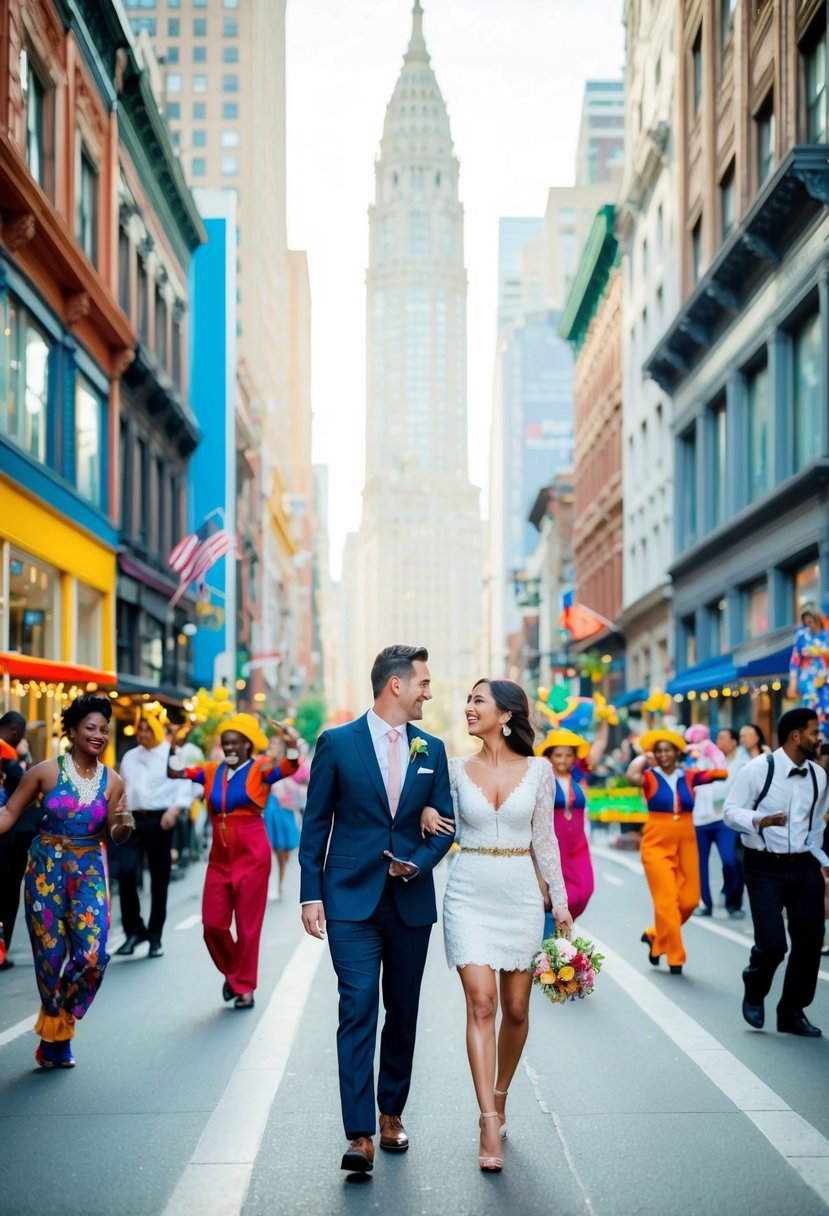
[370,644,428,698]
[0,711,27,740]
[777,707,819,746]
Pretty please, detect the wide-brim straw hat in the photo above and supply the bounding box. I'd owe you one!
[638,728,687,754]
[534,728,590,759]
[218,713,269,754]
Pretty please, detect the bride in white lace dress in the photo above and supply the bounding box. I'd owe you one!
[422,679,571,1173]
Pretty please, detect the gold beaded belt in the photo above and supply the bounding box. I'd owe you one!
[459,846,530,857]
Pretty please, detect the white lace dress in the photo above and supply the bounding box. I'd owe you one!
[443,755,568,972]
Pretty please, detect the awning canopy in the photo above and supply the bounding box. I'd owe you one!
[614,687,648,708]
[667,655,738,697]
[737,646,790,680]
[0,653,116,689]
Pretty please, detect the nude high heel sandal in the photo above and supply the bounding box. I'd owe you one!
[494,1087,508,1139]
[478,1112,503,1171]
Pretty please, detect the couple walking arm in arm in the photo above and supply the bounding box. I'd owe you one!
[299,647,570,1175]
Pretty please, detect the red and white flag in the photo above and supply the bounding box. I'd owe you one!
[168,518,238,608]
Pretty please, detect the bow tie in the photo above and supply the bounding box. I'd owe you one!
[788,767,809,778]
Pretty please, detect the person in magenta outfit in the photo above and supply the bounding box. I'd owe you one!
[168,713,299,1008]
[536,723,607,930]
[0,694,132,1069]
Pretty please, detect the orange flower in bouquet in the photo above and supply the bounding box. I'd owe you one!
[531,929,604,1005]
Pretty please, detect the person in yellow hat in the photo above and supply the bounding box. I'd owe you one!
[627,729,726,974]
[535,724,608,928]
[168,713,300,1008]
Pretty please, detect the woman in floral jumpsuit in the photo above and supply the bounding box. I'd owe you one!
[0,694,131,1069]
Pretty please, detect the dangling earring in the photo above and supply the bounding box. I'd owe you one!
[502,721,512,737]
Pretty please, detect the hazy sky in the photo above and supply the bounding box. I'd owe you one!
[286,0,625,574]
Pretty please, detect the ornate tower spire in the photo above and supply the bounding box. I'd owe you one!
[406,0,429,62]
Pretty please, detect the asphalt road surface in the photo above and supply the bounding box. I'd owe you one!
[0,832,827,1216]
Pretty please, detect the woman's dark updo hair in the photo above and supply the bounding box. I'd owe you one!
[473,679,535,757]
[61,693,112,738]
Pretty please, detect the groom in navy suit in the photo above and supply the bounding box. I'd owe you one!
[299,644,455,1173]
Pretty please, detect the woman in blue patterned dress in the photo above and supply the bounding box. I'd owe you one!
[0,694,131,1069]
[787,604,829,724]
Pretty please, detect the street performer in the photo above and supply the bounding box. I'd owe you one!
[168,713,300,1008]
[724,707,829,1037]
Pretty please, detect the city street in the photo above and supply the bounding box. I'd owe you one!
[1,840,827,1216]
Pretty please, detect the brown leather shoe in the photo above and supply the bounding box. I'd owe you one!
[379,1114,409,1152]
[341,1136,374,1173]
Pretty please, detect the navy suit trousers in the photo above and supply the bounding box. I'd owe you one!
[327,879,431,1138]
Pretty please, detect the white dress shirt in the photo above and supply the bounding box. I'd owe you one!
[120,740,190,812]
[723,747,829,866]
[367,708,409,800]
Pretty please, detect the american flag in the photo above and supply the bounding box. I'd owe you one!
[168,518,238,607]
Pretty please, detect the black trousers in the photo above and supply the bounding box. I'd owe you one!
[0,825,36,951]
[116,812,173,943]
[742,849,825,1013]
[326,880,432,1139]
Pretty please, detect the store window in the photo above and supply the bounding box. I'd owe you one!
[792,310,820,471]
[0,297,50,464]
[756,93,775,185]
[140,614,164,685]
[745,579,769,639]
[710,399,727,526]
[76,148,98,267]
[804,31,827,143]
[679,427,697,549]
[793,559,821,618]
[746,362,769,502]
[75,376,103,506]
[8,551,57,658]
[21,49,52,196]
[76,581,102,668]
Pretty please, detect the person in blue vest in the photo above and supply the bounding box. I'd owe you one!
[725,707,829,1036]
[299,644,454,1175]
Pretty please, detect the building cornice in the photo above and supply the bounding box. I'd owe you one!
[644,146,829,391]
[559,206,619,353]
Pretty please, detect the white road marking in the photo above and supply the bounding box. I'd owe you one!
[583,927,829,1206]
[175,914,202,931]
[0,1016,36,1049]
[162,933,326,1216]
[594,843,829,982]
[599,872,624,886]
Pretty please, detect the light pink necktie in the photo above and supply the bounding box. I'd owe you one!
[387,728,402,817]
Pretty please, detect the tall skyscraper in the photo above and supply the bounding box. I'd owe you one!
[575,79,625,187]
[346,2,482,705]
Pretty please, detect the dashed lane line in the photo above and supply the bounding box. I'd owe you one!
[161,933,326,1216]
[175,914,203,931]
[583,926,829,1207]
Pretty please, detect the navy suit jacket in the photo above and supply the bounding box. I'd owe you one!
[299,715,455,926]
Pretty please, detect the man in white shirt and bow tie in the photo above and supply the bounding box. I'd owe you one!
[725,708,829,1036]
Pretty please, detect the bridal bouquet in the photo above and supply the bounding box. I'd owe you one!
[531,931,604,1005]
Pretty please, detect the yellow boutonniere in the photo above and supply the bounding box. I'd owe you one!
[408,737,428,763]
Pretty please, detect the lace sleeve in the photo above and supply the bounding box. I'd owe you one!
[531,759,568,909]
[448,758,461,819]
